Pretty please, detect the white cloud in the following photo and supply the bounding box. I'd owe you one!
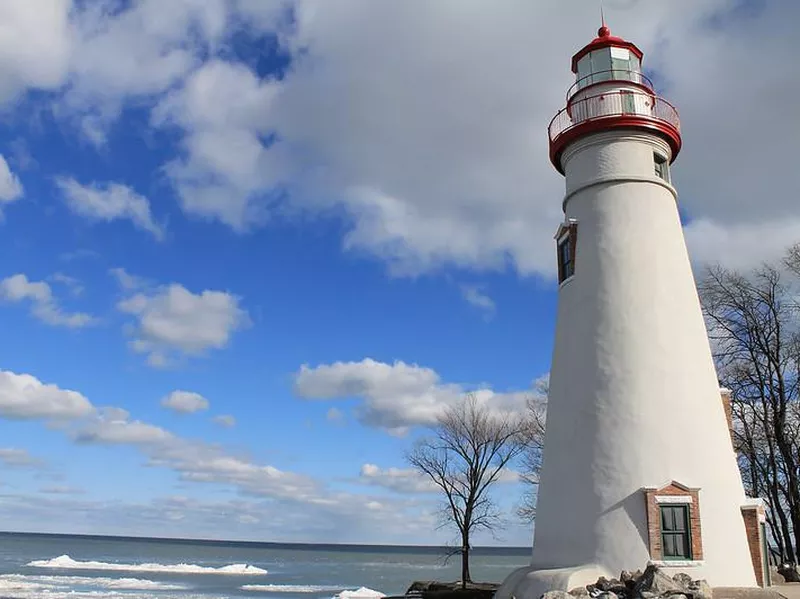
[461,285,496,319]
[294,358,537,434]
[161,390,210,414]
[152,59,283,229]
[359,463,520,494]
[0,448,40,468]
[140,0,798,277]
[0,155,23,211]
[117,281,250,367]
[0,0,72,104]
[212,414,236,428]
[0,370,94,420]
[359,463,436,494]
[56,178,165,240]
[74,408,173,446]
[0,273,95,328]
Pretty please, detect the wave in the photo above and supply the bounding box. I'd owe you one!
[27,554,267,575]
[0,578,215,599]
[1,574,186,590]
[336,587,386,599]
[241,584,346,593]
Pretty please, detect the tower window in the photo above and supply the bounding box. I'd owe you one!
[557,224,577,284]
[654,152,670,182]
[660,504,692,560]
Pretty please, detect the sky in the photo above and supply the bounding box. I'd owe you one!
[0,0,798,547]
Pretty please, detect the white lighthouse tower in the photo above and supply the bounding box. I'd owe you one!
[497,24,759,599]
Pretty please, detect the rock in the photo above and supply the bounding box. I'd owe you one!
[569,587,589,597]
[778,563,800,583]
[633,565,683,597]
[672,574,693,588]
[595,579,612,592]
[597,593,618,599]
[542,591,574,599]
[770,567,786,584]
[686,579,712,599]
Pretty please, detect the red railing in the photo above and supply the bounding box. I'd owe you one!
[566,69,654,101]
[548,90,681,144]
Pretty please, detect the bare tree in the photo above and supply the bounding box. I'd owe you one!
[407,394,528,588]
[518,385,548,522]
[699,247,800,566]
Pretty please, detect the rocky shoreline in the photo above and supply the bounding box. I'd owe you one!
[546,565,712,599]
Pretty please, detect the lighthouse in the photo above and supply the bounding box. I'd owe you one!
[497,24,760,599]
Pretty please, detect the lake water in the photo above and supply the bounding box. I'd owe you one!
[0,532,530,599]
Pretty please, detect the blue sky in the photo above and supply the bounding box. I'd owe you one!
[0,0,796,546]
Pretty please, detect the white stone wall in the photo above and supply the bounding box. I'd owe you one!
[497,130,756,599]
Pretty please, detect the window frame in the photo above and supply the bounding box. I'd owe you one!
[556,223,577,284]
[660,503,692,561]
[654,152,670,182]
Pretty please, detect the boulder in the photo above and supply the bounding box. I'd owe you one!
[686,579,712,599]
[542,591,574,599]
[672,574,693,588]
[568,588,589,597]
[633,566,683,597]
[778,563,800,583]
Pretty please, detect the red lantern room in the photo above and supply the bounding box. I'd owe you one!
[548,25,682,174]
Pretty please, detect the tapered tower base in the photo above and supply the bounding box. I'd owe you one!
[497,565,610,599]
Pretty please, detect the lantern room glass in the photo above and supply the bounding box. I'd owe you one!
[575,47,643,90]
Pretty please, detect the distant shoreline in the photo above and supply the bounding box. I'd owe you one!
[0,530,531,556]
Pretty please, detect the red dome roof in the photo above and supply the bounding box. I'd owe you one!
[570,26,644,73]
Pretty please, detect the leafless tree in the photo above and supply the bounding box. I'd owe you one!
[699,246,800,566]
[518,384,548,522]
[407,393,528,588]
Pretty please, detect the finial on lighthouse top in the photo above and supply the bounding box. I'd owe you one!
[570,17,643,74]
[598,3,610,37]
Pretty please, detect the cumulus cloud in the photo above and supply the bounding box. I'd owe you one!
[0,154,23,211]
[212,414,236,428]
[74,407,174,446]
[294,358,539,434]
[0,273,95,328]
[152,59,283,229]
[0,0,71,104]
[0,370,94,420]
[117,280,250,367]
[161,390,210,414]
[142,0,799,277]
[56,178,165,240]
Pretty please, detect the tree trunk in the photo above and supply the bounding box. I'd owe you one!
[461,534,470,589]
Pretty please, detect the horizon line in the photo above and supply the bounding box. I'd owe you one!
[0,530,531,553]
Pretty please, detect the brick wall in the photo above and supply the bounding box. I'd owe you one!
[643,482,703,561]
[720,387,734,446]
[741,504,765,586]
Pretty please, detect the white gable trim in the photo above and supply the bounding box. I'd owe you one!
[655,495,693,504]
